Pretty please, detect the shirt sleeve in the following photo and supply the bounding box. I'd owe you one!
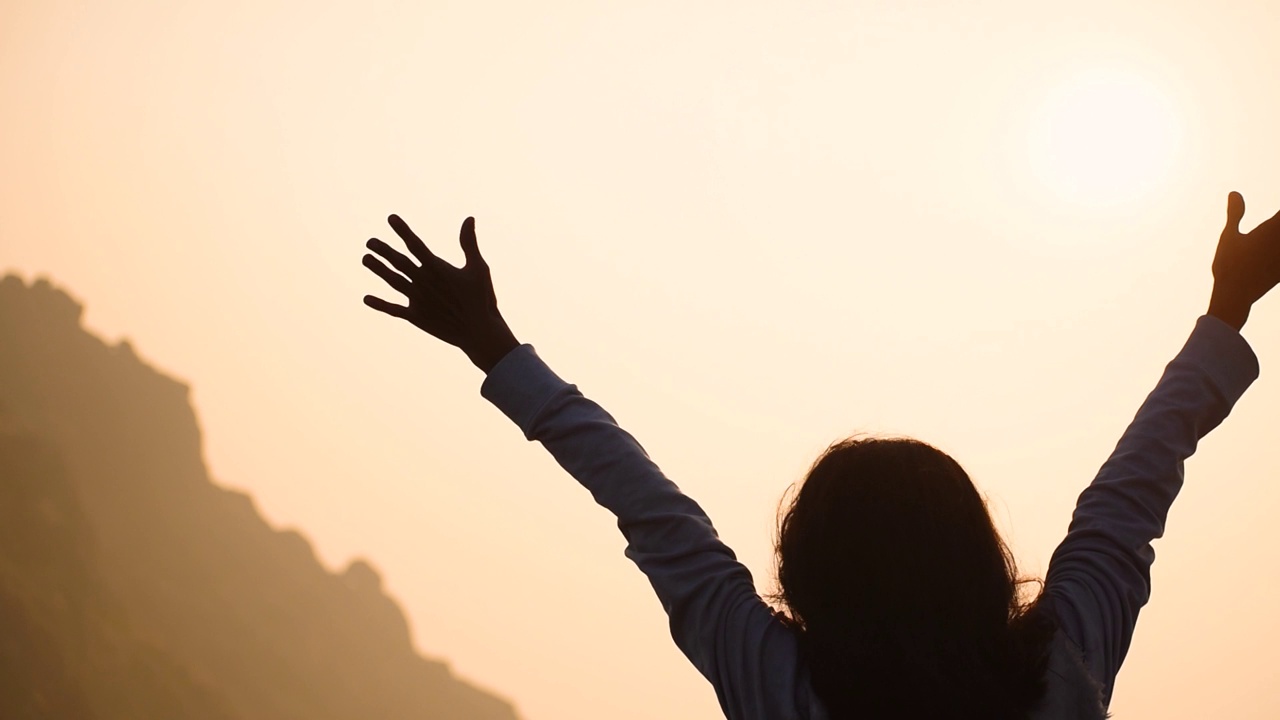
[481,345,813,720]
[1042,315,1259,706]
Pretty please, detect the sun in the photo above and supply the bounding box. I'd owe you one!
[1024,68,1183,209]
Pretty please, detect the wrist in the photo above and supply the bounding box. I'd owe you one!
[465,323,520,374]
[1207,288,1250,331]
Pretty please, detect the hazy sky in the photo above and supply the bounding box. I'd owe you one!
[4,1,1280,718]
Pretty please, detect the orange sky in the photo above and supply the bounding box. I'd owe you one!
[4,2,1280,718]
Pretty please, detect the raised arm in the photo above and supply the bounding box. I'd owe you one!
[361,215,808,720]
[1042,191,1279,705]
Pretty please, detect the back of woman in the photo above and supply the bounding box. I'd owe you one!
[358,190,1274,718]
[774,437,1058,719]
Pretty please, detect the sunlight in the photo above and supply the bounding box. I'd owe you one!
[1025,68,1183,209]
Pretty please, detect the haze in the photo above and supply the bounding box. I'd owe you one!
[4,1,1280,718]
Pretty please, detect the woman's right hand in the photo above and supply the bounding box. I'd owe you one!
[362,214,520,373]
[1208,191,1280,330]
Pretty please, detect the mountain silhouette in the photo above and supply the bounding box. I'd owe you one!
[0,274,521,720]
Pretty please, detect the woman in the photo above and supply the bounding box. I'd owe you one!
[360,191,1275,719]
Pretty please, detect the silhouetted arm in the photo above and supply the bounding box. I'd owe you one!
[361,215,817,717]
[1042,315,1257,705]
[1041,191,1280,706]
[481,346,816,720]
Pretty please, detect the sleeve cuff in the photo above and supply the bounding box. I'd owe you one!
[1180,315,1260,404]
[480,343,572,440]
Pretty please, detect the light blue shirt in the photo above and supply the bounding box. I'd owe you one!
[480,315,1258,719]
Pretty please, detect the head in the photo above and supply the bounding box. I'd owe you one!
[775,436,1053,719]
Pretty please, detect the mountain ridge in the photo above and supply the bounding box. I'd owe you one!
[0,273,522,720]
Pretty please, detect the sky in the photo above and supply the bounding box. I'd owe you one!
[4,1,1280,718]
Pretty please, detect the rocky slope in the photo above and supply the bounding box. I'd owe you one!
[0,274,520,720]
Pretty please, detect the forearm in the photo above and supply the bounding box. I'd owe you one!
[479,345,763,660]
[1044,314,1258,702]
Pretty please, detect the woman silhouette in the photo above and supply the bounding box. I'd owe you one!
[361,191,1275,719]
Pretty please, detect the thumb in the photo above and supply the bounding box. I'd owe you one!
[459,216,485,267]
[1225,191,1246,236]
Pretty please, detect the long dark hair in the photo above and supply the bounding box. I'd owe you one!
[774,437,1056,719]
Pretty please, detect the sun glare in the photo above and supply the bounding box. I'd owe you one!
[1025,68,1182,209]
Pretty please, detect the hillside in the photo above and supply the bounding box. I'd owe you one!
[0,274,521,720]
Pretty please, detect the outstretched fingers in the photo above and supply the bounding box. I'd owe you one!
[1225,191,1246,237]
[1254,204,1280,241]
[389,214,448,271]
[362,253,413,296]
[459,216,486,270]
[363,294,410,319]
[366,237,418,277]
